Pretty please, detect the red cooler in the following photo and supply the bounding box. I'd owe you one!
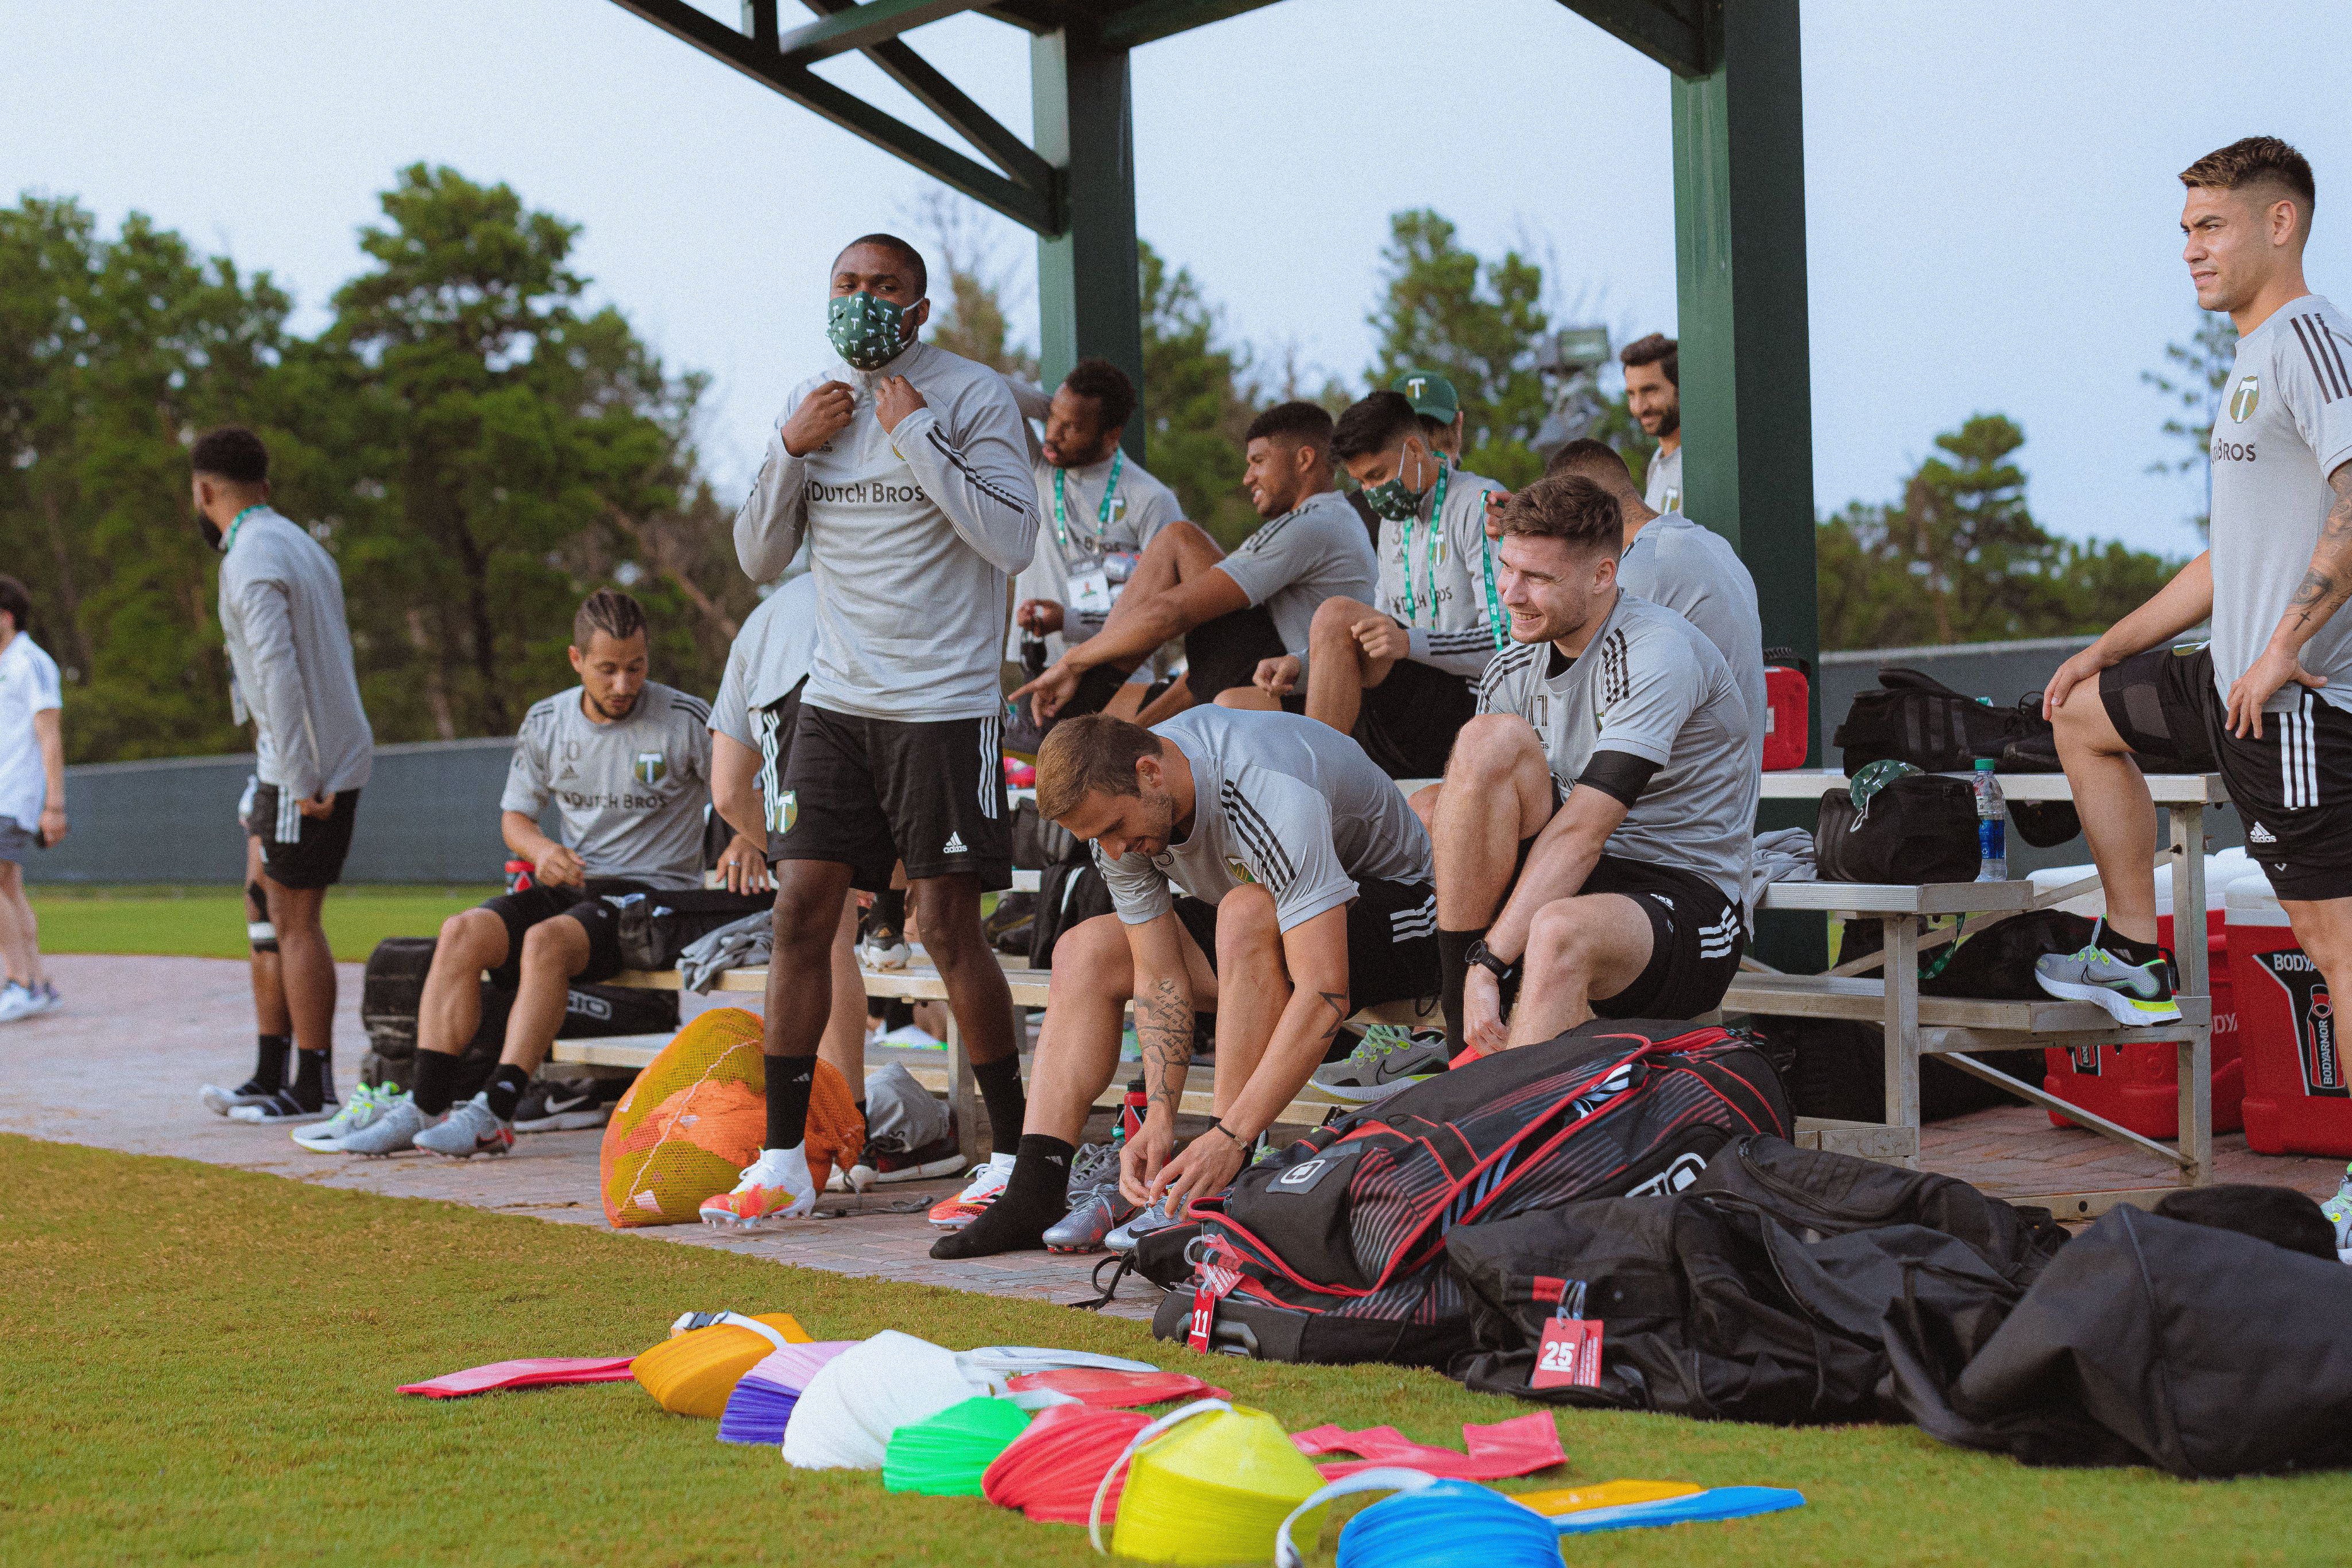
[2229,872,2352,1156]
[1761,661,1808,771]
[2042,858,2243,1137]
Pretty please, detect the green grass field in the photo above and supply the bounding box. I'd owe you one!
[25,884,500,963]
[2,1134,2343,1566]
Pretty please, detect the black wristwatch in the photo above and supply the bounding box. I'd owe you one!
[1465,938,1520,986]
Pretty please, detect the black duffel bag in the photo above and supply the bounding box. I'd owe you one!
[610,888,774,971]
[1815,773,1980,883]
[358,935,677,1093]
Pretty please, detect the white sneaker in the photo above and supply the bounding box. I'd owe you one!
[699,1144,817,1228]
[338,1095,432,1156]
[0,982,42,1023]
[292,1083,407,1152]
[857,930,912,970]
[926,1151,1015,1229]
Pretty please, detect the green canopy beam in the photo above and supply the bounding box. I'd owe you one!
[775,0,983,67]
[1032,24,1147,457]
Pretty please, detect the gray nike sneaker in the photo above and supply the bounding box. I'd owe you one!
[1313,1027,1450,1104]
[1043,1141,1136,1254]
[338,1095,432,1156]
[413,1093,514,1158]
[1104,1194,1183,1254]
[2034,939,2181,1026]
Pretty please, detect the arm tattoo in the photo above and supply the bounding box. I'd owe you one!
[1316,990,1349,1044]
[1136,975,1192,1116]
[2290,468,2352,632]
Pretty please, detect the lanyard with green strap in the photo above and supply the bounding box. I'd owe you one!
[219,504,266,554]
[1397,463,1507,647]
[1051,449,1124,553]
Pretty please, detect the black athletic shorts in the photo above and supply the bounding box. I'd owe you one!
[1171,877,1440,1012]
[1349,657,1477,779]
[1184,605,1288,703]
[477,877,649,990]
[2105,644,2352,900]
[752,677,807,861]
[1578,855,1746,1020]
[245,782,361,891]
[777,704,1011,892]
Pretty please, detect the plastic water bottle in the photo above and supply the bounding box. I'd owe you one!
[2322,1163,2352,1260]
[1972,757,2007,881]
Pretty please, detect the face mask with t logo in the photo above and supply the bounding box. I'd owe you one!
[827,291,913,371]
[1360,438,1435,522]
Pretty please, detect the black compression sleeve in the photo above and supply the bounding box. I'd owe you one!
[1575,748,1661,807]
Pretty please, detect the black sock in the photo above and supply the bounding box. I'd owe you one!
[413,1050,461,1117]
[972,1055,1027,1155]
[2096,920,2163,966]
[1437,929,1484,1061]
[871,888,906,936]
[484,1064,531,1123]
[765,1057,815,1151]
[290,1047,331,1112]
[252,1033,291,1092]
[930,1134,1073,1259]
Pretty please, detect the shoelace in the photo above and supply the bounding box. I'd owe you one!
[1067,1142,1117,1190]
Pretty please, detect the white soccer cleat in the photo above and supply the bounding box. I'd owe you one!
[700,1144,817,1229]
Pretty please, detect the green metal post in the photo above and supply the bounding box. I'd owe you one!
[1031,27,1147,459]
[1670,0,1821,965]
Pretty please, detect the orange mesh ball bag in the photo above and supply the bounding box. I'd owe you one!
[599,1006,862,1227]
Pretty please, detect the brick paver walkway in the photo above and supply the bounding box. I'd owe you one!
[2,955,2340,1330]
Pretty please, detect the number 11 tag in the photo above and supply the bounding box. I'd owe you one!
[1528,1277,1603,1390]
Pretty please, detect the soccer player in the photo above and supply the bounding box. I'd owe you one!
[705,233,1039,1228]
[342,590,711,1156]
[1544,438,1766,763]
[1248,391,1508,777]
[2040,137,2352,1027]
[0,575,64,1021]
[1013,401,1378,723]
[1007,359,1183,720]
[190,427,373,1125]
[931,708,1438,1259]
[1620,334,1682,514]
[1434,475,1754,1056]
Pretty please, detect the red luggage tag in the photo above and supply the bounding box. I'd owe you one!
[1188,1243,1242,1353]
[1528,1277,1603,1391]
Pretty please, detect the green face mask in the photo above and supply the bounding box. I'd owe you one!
[827,291,912,370]
[1360,442,1433,522]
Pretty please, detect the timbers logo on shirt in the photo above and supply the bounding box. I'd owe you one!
[634,750,667,787]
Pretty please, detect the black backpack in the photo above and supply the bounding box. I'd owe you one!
[1833,667,2082,847]
[609,888,775,971]
[1146,1019,1791,1367]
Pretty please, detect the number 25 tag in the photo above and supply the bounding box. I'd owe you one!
[1530,1314,1603,1389]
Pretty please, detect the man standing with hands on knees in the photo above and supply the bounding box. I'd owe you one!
[705,234,1040,1229]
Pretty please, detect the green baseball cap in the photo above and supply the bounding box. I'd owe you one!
[1390,369,1459,423]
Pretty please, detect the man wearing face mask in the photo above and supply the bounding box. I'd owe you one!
[1005,358,1182,720]
[709,234,1040,1230]
[1434,476,1754,1060]
[1250,390,1508,778]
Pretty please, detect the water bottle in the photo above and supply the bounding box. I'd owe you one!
[1971,757,2007,881]
[2322,1163,2352,1259]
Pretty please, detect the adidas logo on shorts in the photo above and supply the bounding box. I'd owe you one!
[2249,822,2277,845]
[942,831,968,855]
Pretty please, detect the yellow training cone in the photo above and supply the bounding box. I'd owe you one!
[1090,1400,1328,1565]
[632,1311,810,1418]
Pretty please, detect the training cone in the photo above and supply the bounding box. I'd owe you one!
[1274,1470,1561,1568]
[1092,1400,1327,1565]
[717,1341,855,1446]
[631,1311,810,1418]
[883,1395,1035,1496]
[983,1402,1154,1523]
[783,1330,1000,1470]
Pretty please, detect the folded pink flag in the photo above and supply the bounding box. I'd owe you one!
[398,1357,639,1398]
[1291,1411,1564,1480]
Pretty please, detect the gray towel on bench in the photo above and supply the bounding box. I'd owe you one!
[676,909,773,993]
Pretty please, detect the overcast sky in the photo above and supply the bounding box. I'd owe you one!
[8,1,2347,556]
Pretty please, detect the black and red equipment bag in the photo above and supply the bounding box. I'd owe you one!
[1147,1018,1791,1367]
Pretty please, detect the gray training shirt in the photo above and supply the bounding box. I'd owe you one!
[502,682,713,891]
[216,506,373,843]
[1372,458,1512,680]
[1476,591,1756,906]
[1096,706,1432,934]
[1616,511,1767,771]
[1213,489,1381,655]
[734,339,1040,724]
[1008,450,1183,664]
[2209,293,2352,714]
